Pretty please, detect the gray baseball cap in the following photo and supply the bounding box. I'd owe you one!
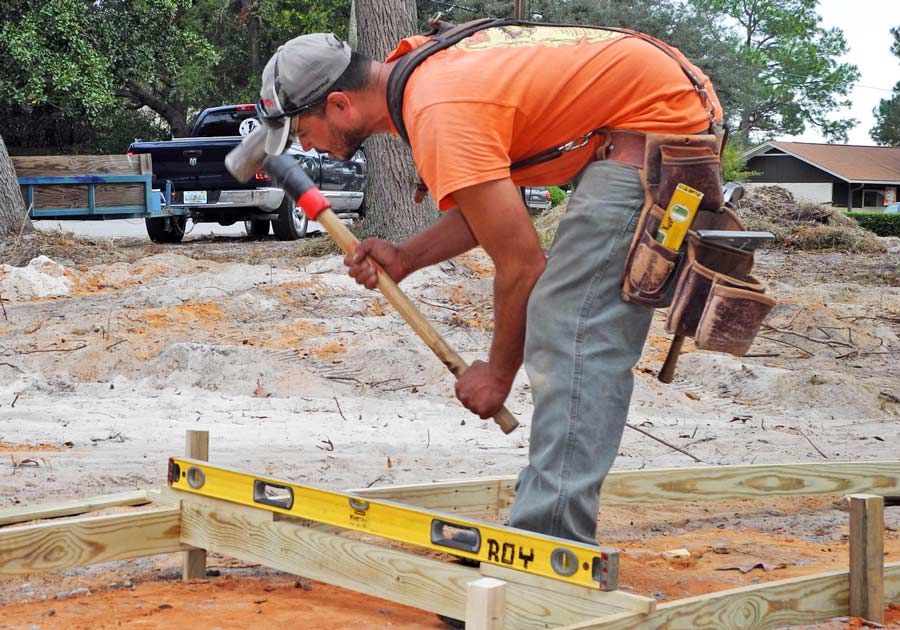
[258,33,352,155]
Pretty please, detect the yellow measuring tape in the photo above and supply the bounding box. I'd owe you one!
[168,457,617,590]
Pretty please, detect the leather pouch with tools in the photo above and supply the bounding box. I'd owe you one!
[620,132,775,360]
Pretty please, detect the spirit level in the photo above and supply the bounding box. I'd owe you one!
[168,457,617,590]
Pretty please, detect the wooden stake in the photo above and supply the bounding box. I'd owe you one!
[182,430,209,580]
[466,577,507,630]
[849,493,884,624]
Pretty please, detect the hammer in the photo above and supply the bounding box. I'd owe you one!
[226,129,519,434]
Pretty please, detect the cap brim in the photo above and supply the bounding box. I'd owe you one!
[264,117,291,156]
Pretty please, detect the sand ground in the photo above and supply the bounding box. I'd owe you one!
[1,231,898,628]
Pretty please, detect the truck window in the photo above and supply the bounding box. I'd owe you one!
[192,110,257,137]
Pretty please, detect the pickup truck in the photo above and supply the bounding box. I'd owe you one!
[127,104,366,243]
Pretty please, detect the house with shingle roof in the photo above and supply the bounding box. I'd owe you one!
[742,141,900,209]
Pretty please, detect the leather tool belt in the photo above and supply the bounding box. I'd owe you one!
[613,130,775,359]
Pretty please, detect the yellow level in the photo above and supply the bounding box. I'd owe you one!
[168,457,617,590]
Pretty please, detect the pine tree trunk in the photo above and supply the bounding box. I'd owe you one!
[355,0,438,241]
[0,135,31,239]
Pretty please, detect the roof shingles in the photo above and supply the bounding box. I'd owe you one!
[767,142,900,182]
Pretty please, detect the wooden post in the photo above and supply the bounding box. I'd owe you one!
[466,577,507,630]
[182,430,209,580]
[849,494,884,624]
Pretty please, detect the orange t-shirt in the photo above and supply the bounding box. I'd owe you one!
[385,25,723,210]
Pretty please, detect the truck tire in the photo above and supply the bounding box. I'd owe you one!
[272,196,308,241]
[145,216,187,243]
[244,219,270,238]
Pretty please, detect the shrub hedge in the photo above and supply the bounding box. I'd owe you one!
[548,185,566,207]
[846,212,900,237]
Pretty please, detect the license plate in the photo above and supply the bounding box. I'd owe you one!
[183,190,207,204]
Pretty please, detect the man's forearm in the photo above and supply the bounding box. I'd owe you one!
[489,261,544,385]
[399,207,477,275]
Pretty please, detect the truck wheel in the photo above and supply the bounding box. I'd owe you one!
[145,216,187,243]
[244,219,270,238]
[272,196,308,241]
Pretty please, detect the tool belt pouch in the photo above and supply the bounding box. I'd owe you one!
[621,202,682,307]
[620,132,724,308]
[665,232,776,356]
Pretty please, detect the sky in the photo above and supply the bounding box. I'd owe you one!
[783,0,900,145]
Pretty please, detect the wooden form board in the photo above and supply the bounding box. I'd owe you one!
[0,507,188,575]
[177,494,632,630]
[355,462,900,516]
[12,154,152,211]
[0,490,149,526]
[557,562,900,630]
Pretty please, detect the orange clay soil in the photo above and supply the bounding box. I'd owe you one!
[0,575,447,629]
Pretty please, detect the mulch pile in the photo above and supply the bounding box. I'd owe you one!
[735,185,886,253]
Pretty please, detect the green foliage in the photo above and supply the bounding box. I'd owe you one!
[721,138,757,183]
[548,185,566,207]
[694,0,859,143]
[846,212,900,237]
[0,0,115,118]
[871,27,900,146]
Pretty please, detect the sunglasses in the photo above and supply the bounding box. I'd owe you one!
[255,98,324,122]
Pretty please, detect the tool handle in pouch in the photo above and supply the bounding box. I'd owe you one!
[658,334,684,383]
[264,155,518,434]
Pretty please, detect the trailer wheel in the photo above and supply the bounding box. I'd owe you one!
[244,219,270,238]
[145,216,187,243]
[272,196,308,241]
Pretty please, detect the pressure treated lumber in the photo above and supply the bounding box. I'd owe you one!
[595,462,900,505]
[849,494,884,624]
[12,154,151,211]
[27,185,146,209]
[182,430,208,580]
[557,561,900,630]
[466,577,507,630]
[177,494,630,630]
[0,490,149,526]
[481,564,655,615]
[0,508,188,575]
[11,154,151,176]
[352,462,900,516]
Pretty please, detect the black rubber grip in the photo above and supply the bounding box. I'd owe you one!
[264,154,317,199]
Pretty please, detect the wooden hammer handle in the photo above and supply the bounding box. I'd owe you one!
[658,334,684,384]
[317,209,519,434]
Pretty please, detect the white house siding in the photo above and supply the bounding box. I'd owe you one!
[744,182,833,204]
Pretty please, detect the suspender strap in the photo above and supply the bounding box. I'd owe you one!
[386,17,503,145]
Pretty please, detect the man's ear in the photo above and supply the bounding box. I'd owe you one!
[326,92,351,113]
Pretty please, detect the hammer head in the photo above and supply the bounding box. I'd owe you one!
[225,127,268,183]
[225,126,294,184]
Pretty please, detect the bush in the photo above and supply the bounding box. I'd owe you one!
[846,212,900,237]
[548,186,566,207]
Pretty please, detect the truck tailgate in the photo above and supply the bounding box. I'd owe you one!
[129,137,246,190]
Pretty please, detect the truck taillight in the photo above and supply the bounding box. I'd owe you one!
[544,190,551,200]
[255,168,270,181]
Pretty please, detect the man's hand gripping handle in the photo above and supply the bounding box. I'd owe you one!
[264,155,519,434]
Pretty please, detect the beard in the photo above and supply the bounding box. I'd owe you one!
[334,124,367,161]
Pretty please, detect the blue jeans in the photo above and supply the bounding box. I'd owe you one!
[508,160,654,545]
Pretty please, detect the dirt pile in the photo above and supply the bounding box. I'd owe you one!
[736,186,885,253]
